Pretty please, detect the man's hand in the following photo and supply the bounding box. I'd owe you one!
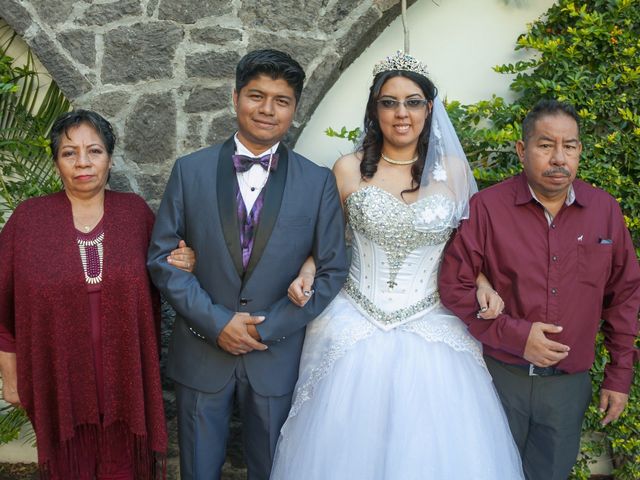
[599,389,628,425]
[217,313,268,355]
[247,324,262,341]
[523,322,570,367]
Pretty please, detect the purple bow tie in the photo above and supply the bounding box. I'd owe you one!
[232,153,279,173]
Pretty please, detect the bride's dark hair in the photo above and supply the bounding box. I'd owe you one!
[359,70,437,194]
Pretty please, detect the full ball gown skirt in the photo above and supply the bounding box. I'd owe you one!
[270,187,524,480]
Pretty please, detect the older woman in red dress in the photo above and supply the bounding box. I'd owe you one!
[0,110,193,479]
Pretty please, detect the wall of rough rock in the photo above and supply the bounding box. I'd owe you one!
[0,0,407,206]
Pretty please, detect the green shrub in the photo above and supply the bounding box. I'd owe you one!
[0,29,69,227]
[0,29,69,445]
[447,1,640,477]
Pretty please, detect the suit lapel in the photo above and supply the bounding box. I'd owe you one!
[217,136,244,278]
[243,143,289,284]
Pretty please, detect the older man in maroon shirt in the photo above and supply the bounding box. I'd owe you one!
[440,99,640,480]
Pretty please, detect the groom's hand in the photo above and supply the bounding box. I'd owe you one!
[217,312,268,355]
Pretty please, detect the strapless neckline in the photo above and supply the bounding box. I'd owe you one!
[345,185,429,209]
[342,185,455,330]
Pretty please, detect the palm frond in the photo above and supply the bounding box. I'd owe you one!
[0,28,69,224]
[0,26,69,444]
[0,405,34,446]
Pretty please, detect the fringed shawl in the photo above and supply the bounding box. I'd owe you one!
[0,190,167,478]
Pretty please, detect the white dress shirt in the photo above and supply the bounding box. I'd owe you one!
[233,133,279,213]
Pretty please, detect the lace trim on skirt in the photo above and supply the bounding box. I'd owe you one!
[400,316,485,367]
[287,298,486,420]
[288,321,377,418]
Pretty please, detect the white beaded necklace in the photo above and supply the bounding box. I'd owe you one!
[77,232,104,284]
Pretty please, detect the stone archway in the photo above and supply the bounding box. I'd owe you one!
[1,0,408,204]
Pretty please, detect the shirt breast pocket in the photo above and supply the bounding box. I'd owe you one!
[577,243,612,289]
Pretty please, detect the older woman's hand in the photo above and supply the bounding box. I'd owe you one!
[475,285,505,320]
[0,351,20,407]
[167,240,196,273]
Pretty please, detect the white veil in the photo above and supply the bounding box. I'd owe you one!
[413,96,477,231]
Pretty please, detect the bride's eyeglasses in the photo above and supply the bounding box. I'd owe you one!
[377,98,429,111]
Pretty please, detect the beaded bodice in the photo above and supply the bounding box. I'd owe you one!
[344,186,454,330]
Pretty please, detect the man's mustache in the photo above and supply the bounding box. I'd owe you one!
[542,167,571,177]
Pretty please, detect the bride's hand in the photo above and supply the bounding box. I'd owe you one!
[288,272,315,307]
[476,285,504,319]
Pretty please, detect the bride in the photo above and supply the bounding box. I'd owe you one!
[270,52,524,479]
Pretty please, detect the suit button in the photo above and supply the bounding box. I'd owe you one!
[240,298,249,306]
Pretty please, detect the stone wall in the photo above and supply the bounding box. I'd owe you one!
[0,0,406,205]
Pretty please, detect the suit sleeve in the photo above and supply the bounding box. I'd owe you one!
[439,197,532,356]
[254,171,348,343]
[600,201,640,393]
[147,159,234,346]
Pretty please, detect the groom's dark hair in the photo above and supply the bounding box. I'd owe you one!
[235,49,306,105]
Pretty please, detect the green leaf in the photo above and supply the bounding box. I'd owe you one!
[0,28,69,228]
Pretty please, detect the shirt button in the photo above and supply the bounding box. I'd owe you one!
[551,223,557,229]
[552,255,558,262]
[240,298,249,306]
[551,288,558,295]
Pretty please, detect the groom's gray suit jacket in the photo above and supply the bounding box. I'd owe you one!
[148,136,348,397]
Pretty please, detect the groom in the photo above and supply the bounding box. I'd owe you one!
[148,49,348,479]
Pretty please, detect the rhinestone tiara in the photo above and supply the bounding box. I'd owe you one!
[372,51,429,78]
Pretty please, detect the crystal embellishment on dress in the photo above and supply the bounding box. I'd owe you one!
[346,186,452,289]
[344,278,439,326]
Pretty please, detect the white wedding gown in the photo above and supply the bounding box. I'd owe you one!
[271,186,524,480]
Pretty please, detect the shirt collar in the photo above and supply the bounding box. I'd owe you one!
[233,133,279,158]
[528,184,575,208]
[569,179,590,207]
[514,171,585,207]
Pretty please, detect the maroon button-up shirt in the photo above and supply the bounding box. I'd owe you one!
[439,173,640,393]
